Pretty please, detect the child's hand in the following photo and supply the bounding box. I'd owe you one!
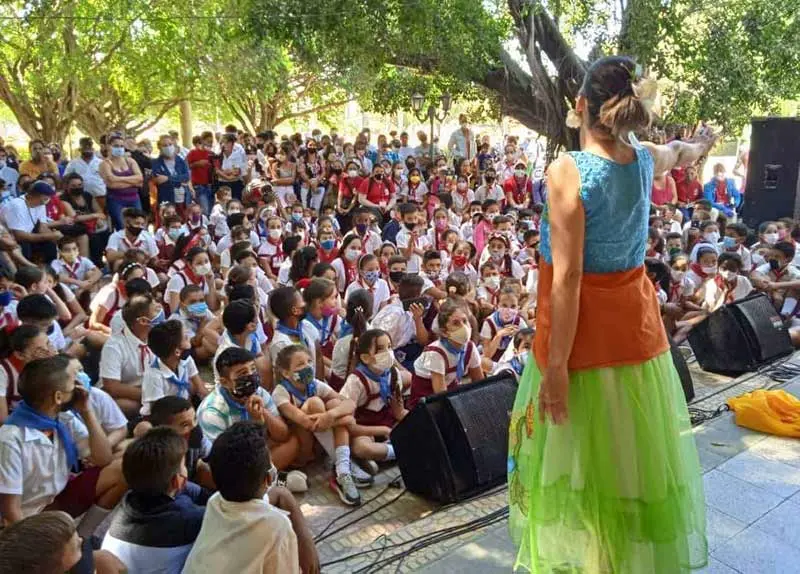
[310,411,333,431]
[409,302,425,319]
[498,325,518,338]
[246,395,266,422]
[302,413,320,432]
[374,426,392,439]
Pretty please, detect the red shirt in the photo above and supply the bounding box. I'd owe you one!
[186,148,212,186]
[677,180,702,203]
[46,196,65,221]
[338,176,363,199]
[358,177,394,207]
[503,176,532,205]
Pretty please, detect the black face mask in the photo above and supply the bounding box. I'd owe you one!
[69,187,84,195]
[404,222,415,231]
[181,348,192,361]
[332,167,342,174]
[374,173,384,181]
[126,225,143,236]
[486,175,495,182]
[769,259,782,272]
[231,372,261,399]
[389,270,405,283]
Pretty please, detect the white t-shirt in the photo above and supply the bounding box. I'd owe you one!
[140,356,200,416]
[344,278,390,319]
[396,228,430,274]
[1,197,50,233]
[0,411,89,517]
[413,340,481,388]
[272,379,336,409]
[341,367,402,412]
[99,325,153,387]
[106,229,159,258]
[51,256,97,287]
[88,387,128,433]
[64,156,107,197]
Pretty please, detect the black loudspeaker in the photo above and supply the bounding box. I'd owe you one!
[688,293,793,375]
[669,335,695,404]
[742,117,800,228]
[391,374,517,503]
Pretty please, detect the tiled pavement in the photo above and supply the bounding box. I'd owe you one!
[303,353,800,573]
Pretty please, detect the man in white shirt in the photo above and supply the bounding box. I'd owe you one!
[447,114,475,162]
[397,132,415,161]
[63,137,107,199]
[99,294,161,418]
[1,180,61,263]
[183,421,303,574]
[0,147,19,197]
[105,207,158,266]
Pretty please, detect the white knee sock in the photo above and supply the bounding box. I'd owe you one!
[76,505,111,538]
[383,443,396,461]
[335,445,352,477]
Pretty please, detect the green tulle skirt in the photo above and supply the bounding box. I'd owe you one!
[507,351,707,573]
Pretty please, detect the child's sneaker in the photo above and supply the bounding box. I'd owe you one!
[285,470,308,493]
[350,460,375,488]
[330,473,361,506]
[353,457,379,476]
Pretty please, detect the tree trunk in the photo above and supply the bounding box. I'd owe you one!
[179,100,193,149]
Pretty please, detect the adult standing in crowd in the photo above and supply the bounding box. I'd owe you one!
[64,137,107,209]
[0,147,19,198]
[447,114,475,166]
[99,133,144,231]
[187,132,215,215]
[216,134,247,201]
[19,140,58,180]
[151,134,191,209]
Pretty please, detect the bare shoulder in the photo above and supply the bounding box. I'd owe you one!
[546,154,580,199]
[545,154,578,180]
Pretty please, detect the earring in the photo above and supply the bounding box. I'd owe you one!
[565,109,583,130]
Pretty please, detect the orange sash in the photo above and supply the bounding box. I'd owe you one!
[534,260,668,371]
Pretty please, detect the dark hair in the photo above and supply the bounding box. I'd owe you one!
[399,203,417,217]
[774,241,796,261]
[185,246,207,266]
[209,421,271,502]
[445,271,470,297]
[125,277,152,298]
[150,396,193,427]
[580,56,652,139]
[122,427,187,495]
[18,355,71,407]
[180,284,204,302]
[118,261,144,281]
[355,328,390,357]
[344,289,373,374]
[303,277,336,306]
[358,253,377,271]
[148,319,184,361]
[14,266,43,289]
[269,286,299,322]
[645,257,671,293]
[699,220,718,232]
[289,246,318,283]
[275,343,310,373]
[122,294,154,328]
[422,250,441,265]
[3,324,43,359]
[222,299,256,336]
[226,212,247,231]
[122,207,147,220]
[0,511,77,573]
[282,235,301,257]
[726,222,748,239]
[17,294,57,322]
[397,273,424,300]
[57,236,79,250]
[718,252,744,271]
[312,262,335,278]
[437,299,468,333]
[228,284,257,305]
[232,245,257,265]
[215,346,255,378]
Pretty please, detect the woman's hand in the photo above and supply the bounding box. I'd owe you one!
[538,364,569,425]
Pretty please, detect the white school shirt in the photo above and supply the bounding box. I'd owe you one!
[99,324,153,387]
[88,387,128,434]
[452,189,475,213]
[344,278,390,319]
[341,367,402,412]
[182,492,299,574]
[140,356,200,416]
[474,183,505,203]
[106,229,159,258]
[1,196,50,233]
[209,205,229,239]
[331,333,355,380]
[371,301,416,349]
[413,340,481,388]
[51,256,97,286]
[0,358,21,410]
[268,325,317,375]
[480,313,528,350]
[64,156,107,197]
[395,228,430,273]
[681,269,710,298]
[277,258,292,286]
[164,270,210,304]
[0,411,89,518]
[272,378,337,409]
[217,230,260,252]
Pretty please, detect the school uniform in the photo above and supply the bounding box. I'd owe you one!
[87,387,128,435]
[480,312,528,361]
[90,283,125,328]
[198,385,279,443]
[209,205,228,240]
[0,355,24,413]
[268,322,317,377]
[140,356,200,416]
[410,339,480,410]
[99,324,153,389]
[257,238,285,278]
[303,313,341,359]
[329,328,355,390]
[697,275,754,312]
[344,278,390,319]
[277,258,292,287]
[106,229,159,258]
[0,409,89,517]
[51,256,97,291]
[343,229,382,256]
[341,365,402,427]
[476,284,501,307]
[449,263,479,286]
[395,228,430,274]
[330,257,359,294]
[216,230,259,253]
[164,267,210,309]
[271,378,337,410]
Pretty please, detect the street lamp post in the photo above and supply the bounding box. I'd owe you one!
[411,92,452,162]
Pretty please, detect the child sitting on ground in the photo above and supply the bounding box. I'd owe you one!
[329,289,372,390]
[272,344,361,506]
[480,286,528,361]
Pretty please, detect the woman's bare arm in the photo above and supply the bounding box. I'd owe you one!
[642,135,716,175]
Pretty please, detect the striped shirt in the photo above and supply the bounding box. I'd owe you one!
[197,385,279,443]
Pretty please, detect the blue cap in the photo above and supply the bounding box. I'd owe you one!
[30,181,56,196]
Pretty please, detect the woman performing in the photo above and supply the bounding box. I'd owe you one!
[508,56,712,573]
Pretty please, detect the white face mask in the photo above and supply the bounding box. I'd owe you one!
[719,269,736,281]
[703,231,720,244]
[348,169,359,178]
[448,323,472,345]
[373,349,395,372]
[345,248,361,262]
[765,232,779,245]
[484,276,501,290]
[268,228,282,240]
[194,263,212,276]
[701,265,718,276]
[161,145,175,157]
[671,269,684,283]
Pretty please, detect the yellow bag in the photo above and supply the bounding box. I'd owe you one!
[726,390,800,438]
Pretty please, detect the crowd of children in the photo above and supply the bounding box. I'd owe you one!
[0,124,786,573]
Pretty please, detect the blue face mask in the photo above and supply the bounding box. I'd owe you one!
[0,290,12,307]
[76,371,92,390]
[150,308,166,326]
[291,213,303,222]
[320,239,336,251]
[363,270,380,284]
[722,236,737,249]
[186,301,208,317]
[356,223,368,235]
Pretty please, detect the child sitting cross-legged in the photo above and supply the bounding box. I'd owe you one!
[272,344,362,506]
[480,286,527,362]
[341,329,407,472]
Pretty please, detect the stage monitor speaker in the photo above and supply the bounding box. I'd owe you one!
[669,334,695,404]
[391,374,517,503]
[742,117,800,228]
[688,293,793,375]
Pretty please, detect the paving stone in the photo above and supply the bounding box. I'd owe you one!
[752,499,800,549]
[748,435,800,469]
[713,525,800,574]
[705,507,747,552]
[717,450,800,498]
[696,556,742,574]
[703,469,783,524]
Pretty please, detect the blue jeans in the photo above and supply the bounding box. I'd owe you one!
[107,194,142,231]
[194,184,213,215]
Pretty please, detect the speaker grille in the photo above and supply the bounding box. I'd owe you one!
[731,294,793,362]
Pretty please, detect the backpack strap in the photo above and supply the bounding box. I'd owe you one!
[424,345,454,374]
[0,360,17,403]
[353,369,381,402]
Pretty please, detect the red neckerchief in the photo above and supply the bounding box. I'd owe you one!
[122,232,144,250]
[267,237,283,260]
[61,258,81,279]
[357,278,375,294]
[773,265,788,282]
[714,179,727,204]
[485,286,500,306]
[690,263,711,279]
[342,260,358,284]
[714,275,738,304]
[8,354,24,373]
[182,265,206,290]
[139,343,151,372]
[513,177,528,203]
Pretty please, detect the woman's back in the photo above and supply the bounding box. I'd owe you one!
[540,145,653,274]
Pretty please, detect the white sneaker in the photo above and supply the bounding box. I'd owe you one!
[285,470,308,493]
[350,460,375,488]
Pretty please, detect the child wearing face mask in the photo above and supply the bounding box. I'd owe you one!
[0,324,53,423]
[460,201,484,242]
[722,222,752,272]
[303,278,341,363]
[331,234,363,295]
[209,187,233,240]
[481,287,527,361]
[476,261,502,315]
[52,236,101,296]
[140,320,207,416]
[687,221,722,261]
[341,329,407,467]
[164,247,218,315]
[409,300,484,410]
[256,216,286,281]
[483,233,524,279]
[752,241,800,318]
[449,240,478,285]
[154,215,185,273]
[386,255,407,295]
[347,206,382,255]
[344,254,390,318]
[316,228,339,264]
[337,161,363,232]
[272,344,361,505]
[420,250,448,300]
[704,253,753,312]
[492,327,535,382]
[680,246,719,313]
